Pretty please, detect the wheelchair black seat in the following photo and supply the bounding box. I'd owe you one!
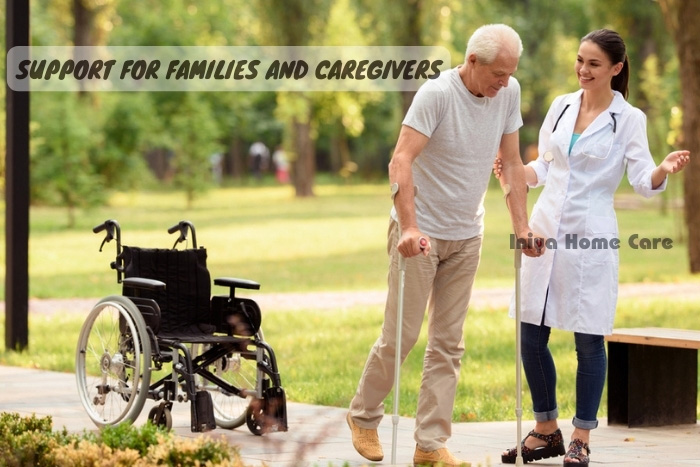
[120,245,263,339]
[121,246,217,339]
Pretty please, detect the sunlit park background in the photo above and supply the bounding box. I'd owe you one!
[2,0,700,423]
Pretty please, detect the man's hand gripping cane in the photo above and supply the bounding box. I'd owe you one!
[391,182,431,258]
[501,183,544,256]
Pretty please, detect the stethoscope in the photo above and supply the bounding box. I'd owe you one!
[543,104,617,162]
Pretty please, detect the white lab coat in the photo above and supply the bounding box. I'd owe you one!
[510,90,666,335]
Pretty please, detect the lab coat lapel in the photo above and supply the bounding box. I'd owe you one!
[579,91,626,139]
[551,91,581,158]
[582,111,614,138]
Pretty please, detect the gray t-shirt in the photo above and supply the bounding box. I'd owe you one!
[396,66,523,240]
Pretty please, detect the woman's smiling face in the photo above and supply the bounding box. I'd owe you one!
[575,40,623,92]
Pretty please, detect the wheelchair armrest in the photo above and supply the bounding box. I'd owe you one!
[214,277,261,299]
[122,277,167,291]
[214,277,260,290]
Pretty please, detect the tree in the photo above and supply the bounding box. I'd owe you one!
[657,0,700,273]
[353,0,436,116]
[254,0,333,197]
[0,1,5,197]
[30,94,106,227]
[99,95,160,190]
[168,94,223,209]
[106,0,255,194]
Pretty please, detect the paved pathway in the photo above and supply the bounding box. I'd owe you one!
[2,283,700,465]
[3,281,700,315]
[2,365,700,466]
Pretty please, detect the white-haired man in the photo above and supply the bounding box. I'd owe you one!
[347,24,543,466]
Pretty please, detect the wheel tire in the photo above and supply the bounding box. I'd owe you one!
[148,405,173,430]
[245,399,265,436]
[75,295,152,428]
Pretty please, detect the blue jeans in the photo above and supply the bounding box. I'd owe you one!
[521,321,607,430]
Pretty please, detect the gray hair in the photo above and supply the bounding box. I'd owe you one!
[465,24,523,63]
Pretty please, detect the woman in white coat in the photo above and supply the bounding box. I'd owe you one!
[499,29,690,466]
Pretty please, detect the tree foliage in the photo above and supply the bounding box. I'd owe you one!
[3,0,693,266]
[30,94,106,227]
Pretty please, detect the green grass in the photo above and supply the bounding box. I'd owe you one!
[2,183,393,299]
[0,180,695,300]
[2,297,699,422]
[1,180,699,422]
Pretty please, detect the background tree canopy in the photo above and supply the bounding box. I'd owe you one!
[1,0,698,269]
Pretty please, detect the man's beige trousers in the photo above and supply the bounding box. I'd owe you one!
[349,219,482,451]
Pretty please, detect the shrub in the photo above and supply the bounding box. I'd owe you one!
[0,413,243,467]
[51,440,141,467]
[93,422,166,456]
[0,412,75,467]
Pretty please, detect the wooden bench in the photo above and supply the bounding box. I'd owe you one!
[606,327,700,427]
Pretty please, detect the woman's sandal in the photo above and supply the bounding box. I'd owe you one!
[501,428,565,464]
[563,438,590,466]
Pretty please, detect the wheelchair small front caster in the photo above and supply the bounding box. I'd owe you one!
[148,404,173,430]
[245,400,265,436]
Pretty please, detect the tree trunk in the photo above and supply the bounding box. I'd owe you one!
[73,0,94,46]
[225,136,245,179]
[677,1,700,273]
[659,0,700,273]
[398,0,421,117]
[292,116,315,197]
[73,0,95,97]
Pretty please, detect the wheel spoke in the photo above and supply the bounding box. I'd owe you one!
[76,297,151,428]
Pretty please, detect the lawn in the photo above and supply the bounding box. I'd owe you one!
[0,180,694,300]
[1,180,699,422]
[2,297,699,422]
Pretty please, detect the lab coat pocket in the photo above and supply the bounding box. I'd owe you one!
[586,215,618,235]
[584,143,620,173]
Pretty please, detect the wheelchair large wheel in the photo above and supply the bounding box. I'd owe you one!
[76,295,152,428]
[191,340,259,429]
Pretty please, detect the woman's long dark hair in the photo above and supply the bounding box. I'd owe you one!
[582,29,629,99]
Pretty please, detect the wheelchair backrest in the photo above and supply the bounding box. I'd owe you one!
[121,245,212,335]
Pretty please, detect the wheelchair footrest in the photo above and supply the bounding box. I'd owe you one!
[192,390,217,432]
[264,386,288,432]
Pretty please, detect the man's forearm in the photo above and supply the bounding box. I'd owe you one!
[389,156,419,232]
[501,163,530,236]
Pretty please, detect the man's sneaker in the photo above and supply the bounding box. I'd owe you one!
[413,445,471,467]
[346,412,383,461]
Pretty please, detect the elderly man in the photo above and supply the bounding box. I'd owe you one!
[347,24,543,467]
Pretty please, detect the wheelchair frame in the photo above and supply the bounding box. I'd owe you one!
[75,219,288,435]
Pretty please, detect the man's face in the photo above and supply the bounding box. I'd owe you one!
[468,52,519,98]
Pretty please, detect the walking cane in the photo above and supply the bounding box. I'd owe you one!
[502,182,525,466]
[504,182,543,466]
[391,232,406,466]
[514,241,524,466]
[389,183,425,465]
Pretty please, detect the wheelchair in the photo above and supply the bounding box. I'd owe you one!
[75,219,288,435]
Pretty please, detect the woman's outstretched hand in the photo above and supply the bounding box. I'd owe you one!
[660,150,690,174]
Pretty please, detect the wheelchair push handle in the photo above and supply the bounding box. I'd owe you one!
[168,220,198,249]
[93,219,124,283]
[93,219,121,251]
[167,223,181,235]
